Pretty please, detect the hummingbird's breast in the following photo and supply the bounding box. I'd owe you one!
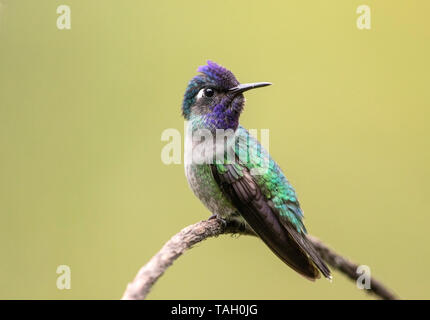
[184,121,241,220]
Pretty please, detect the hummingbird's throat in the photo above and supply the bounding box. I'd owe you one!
[205,95,244,131]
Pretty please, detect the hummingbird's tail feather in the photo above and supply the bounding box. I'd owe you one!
[280,221,332,280]
[246,215,321,280]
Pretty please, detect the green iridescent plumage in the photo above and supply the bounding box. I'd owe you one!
[234,126,305,233]
[213,126,306,234]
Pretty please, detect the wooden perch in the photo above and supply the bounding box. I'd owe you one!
[121,218,398,300]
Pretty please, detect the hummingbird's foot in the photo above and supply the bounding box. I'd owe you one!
[219,218,228,228]
[207,214,228,228]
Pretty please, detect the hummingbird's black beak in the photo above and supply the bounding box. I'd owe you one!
[228,82,272,94]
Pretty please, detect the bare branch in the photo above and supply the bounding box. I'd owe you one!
[308,235,397,300]
[121,218,397,300]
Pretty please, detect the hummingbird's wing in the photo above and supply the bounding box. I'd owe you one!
[210,126,331,280]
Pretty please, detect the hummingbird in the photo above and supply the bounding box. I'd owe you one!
[182,61,331,280]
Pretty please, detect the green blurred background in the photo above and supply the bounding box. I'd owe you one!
[0,0,429,299]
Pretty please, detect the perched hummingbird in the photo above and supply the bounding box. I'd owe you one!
[182,61,331,280]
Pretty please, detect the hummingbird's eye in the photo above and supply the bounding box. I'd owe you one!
[203,88,214,97]
[196,87,215,100]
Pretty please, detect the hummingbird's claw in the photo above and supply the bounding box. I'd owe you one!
[208,214,218,220]
[207,214,228,228]
[218,217,228,229]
